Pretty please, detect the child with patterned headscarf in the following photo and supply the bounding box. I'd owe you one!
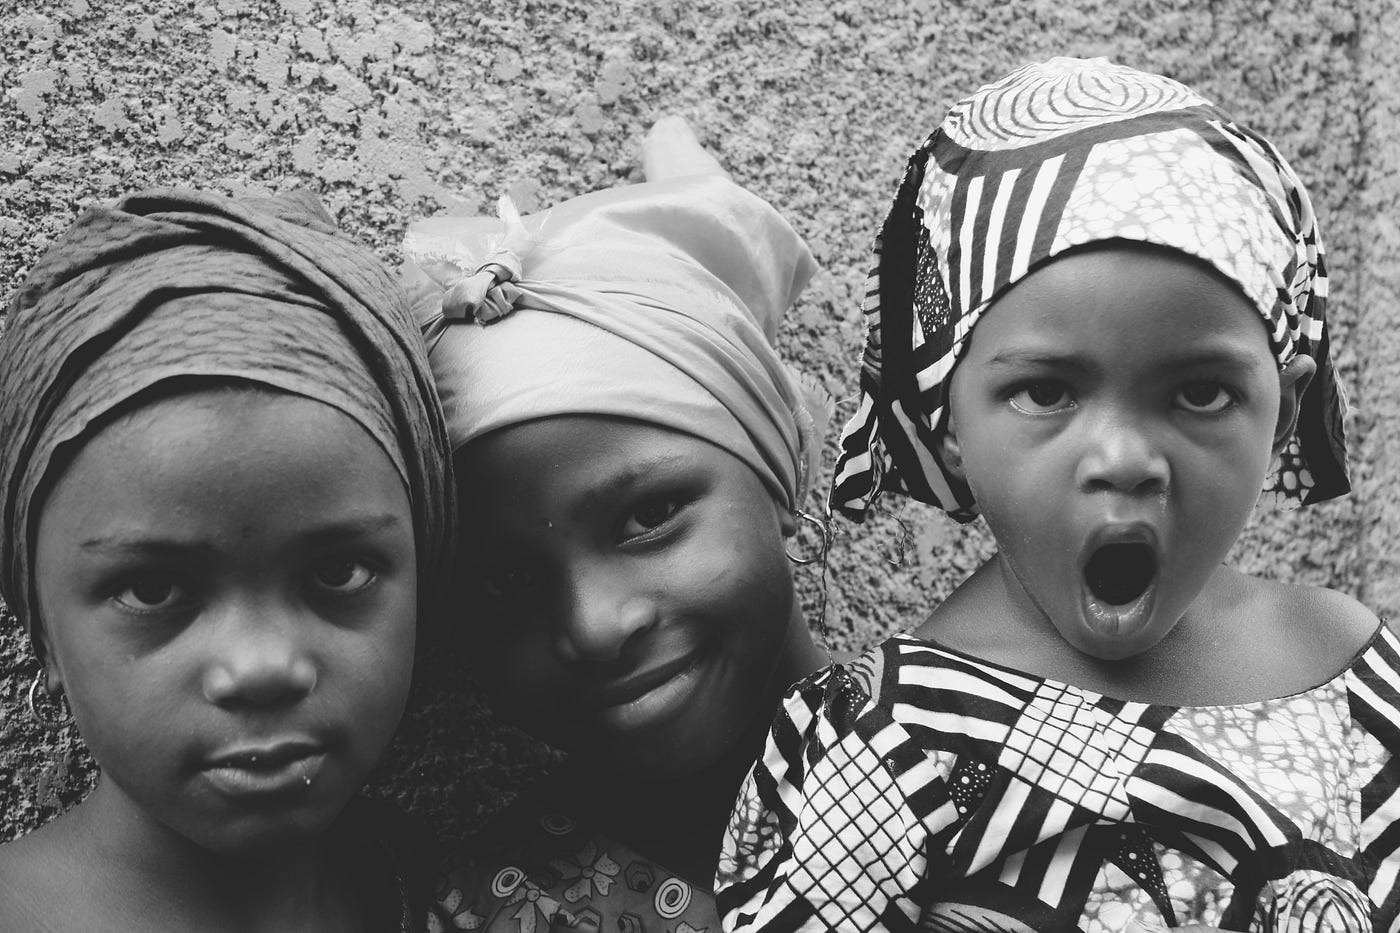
[404,117,832,931]
[0,189,454,930]
[717,58,1393,931]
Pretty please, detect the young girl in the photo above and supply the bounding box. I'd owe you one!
[403,117,831,930]
[0,188,455,930]
[716,58,1394,931]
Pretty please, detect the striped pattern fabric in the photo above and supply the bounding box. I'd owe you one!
[716,627,1400,932]
[830,57,1349,523]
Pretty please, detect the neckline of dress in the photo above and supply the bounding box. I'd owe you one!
[886,621,1392,712]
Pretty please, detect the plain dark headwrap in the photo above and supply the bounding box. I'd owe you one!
[0,188,455,644]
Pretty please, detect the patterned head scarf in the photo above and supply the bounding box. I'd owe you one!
[831,57,1349,523]
[0,188,456,643]
[405,136,821,513]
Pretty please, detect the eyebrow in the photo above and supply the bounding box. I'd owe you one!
[78,512,408,554]
[575,452,695,516]
[983,344,1266,373]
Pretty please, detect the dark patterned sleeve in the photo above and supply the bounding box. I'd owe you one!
[715,662,959,932]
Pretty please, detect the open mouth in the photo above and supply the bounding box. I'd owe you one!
[1084,542,1157,606]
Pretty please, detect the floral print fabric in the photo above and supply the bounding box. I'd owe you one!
[716,626,1400,932]
[431,801,719,933]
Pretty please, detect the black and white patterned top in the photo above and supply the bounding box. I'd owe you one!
[716,627,1400,932]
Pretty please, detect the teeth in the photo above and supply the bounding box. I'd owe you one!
[1085,543,1156,605]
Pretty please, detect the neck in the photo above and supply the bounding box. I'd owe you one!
[60,779,359,932]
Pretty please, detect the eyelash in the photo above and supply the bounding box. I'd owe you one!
[108,558,379,615]
[1008,380,1074,415]
[1004,379,1240,415]
[618,496,686,542]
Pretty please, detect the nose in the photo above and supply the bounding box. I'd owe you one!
[1075,409,1169,496]
[202,603,317,708]
[556,567,659,664]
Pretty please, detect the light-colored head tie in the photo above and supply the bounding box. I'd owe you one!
[831,56,1349,523]
[404,118,825,513]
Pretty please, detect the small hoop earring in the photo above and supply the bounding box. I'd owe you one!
[27,669,73,730]
[785,509,833,566]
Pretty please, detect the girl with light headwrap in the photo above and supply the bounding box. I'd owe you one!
[0,189,454,931]
[717,59,1394,932]
[404,118,831,930]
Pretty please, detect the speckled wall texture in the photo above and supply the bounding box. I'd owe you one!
[2,0,1397,845]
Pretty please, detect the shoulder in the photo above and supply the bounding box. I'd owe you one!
[0,826,72,930]
[1257,576,1379,648]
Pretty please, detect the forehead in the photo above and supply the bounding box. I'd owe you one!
[965,243,1274,362]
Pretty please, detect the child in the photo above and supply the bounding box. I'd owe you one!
[403,117,832,930]
[716,58,1393,931]
[0,188,455,930]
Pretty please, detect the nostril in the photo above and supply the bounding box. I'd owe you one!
[203,656,316,707]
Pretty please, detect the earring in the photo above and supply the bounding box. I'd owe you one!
[884,506,914,568]
[27,669,73,730]
[785,509,833,566]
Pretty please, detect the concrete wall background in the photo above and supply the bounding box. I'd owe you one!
[2,0,1396,846]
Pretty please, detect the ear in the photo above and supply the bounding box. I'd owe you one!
[32,630,64,692]
[1273,353,1316,458]
[938,415,966,483]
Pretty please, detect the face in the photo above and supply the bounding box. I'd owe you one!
[942,244,1311,660]
[455,416,800,780]
[34,389,417,857]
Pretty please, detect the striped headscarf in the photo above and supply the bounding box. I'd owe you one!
[0,188,456,642]
[831,57,1349,522]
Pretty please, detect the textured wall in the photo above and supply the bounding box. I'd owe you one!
[2,0,1395,846]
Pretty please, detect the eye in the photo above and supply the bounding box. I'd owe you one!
[311,560,376,595]
[619,497,683,540]
[1009,380,1074,414]
[113,575,186,612]
[1176,380,1235,414]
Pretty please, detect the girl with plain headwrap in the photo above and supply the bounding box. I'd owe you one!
[717,58,1392,931]
[0,189,454,931]
[405,118,831,930]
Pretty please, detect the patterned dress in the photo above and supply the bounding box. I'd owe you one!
[429,789,720,933]
[716,627,1400,932]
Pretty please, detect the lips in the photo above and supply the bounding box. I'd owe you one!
[579,651,705,712]
[1078,524,1160,638]
[201,740,325,797]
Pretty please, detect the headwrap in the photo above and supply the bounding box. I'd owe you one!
[404,124,821,513]
[0,188,455,642]
[831,57,1349,523]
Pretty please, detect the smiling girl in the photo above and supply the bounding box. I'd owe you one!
[0,189,453,931]
[404,117,830,930]
[717,59,1394,931]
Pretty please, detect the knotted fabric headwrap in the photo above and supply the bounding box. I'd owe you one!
[831,56,1349,523]
[0,188,455,641]
[405,164,821,513]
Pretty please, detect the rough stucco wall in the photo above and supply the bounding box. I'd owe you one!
[1,0,1395,847]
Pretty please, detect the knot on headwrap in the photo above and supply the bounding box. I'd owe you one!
[830,56,1350,523]
[413,196,535,327]
[0,187,456,644]
[403,122,821,514]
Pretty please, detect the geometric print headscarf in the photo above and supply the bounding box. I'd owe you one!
[830,57,1350,523]
[0,188,456,644]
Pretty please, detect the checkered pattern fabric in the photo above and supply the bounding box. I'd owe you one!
[830,57,1349,524]
[716,628,1400,932]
